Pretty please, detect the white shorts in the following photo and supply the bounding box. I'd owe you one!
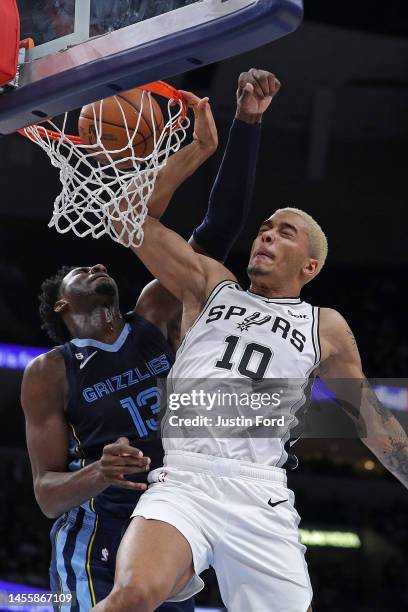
[132,451,312,612]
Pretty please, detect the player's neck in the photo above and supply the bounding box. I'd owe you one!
[69,305,124,343]
[249,279,301,299]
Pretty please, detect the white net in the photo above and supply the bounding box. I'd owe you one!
[22,89,189,247]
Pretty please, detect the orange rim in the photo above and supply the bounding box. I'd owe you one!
[18,124,82,144]
[17,80,188,145]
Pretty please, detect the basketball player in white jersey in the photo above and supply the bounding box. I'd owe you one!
[94,78,408,612]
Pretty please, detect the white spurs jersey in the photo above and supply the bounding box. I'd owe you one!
[163,281,321,468]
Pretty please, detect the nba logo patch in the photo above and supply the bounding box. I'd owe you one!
[158,470,167,482]
[101,548,109,562]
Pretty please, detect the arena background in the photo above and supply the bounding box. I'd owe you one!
[1,2,408,610]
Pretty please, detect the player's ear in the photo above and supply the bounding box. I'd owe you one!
[54,299,68,314]
[303,258,318,280]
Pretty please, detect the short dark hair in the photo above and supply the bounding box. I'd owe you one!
[38,266,75,344]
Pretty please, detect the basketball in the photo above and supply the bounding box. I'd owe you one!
[78,88,165,164]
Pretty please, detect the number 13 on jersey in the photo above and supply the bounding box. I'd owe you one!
[120,387,162,437]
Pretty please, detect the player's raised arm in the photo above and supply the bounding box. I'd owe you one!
[190,69,281,260]
[318,308,408,489]
[136,70,279,338]
[131,97,236,306]
[135,215,233,306]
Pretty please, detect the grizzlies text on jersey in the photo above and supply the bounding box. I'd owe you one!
[60,312,174,517]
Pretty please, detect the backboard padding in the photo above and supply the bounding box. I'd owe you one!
[0,0,303,134]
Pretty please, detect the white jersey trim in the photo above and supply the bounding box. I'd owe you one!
[277,305,321,469]
[246,289,303,305]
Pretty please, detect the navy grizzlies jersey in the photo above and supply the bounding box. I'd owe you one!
[60,312,174,517]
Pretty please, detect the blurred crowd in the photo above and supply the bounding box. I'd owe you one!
[300,264,408,378]
[0,451,50,589]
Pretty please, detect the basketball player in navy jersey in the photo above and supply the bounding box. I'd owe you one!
[93,89,408,611]
[21,69,281,611]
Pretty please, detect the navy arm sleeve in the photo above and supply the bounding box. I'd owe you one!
[192,118,261,262]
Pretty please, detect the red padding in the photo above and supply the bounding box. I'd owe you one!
[0,0,20,86]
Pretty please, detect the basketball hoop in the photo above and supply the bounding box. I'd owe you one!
[18,81,189,248]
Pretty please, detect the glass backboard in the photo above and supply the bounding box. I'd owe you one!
[19,1,205,52]
[0,0,303,134]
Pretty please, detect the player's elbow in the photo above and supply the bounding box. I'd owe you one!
[34,479,61,519]
[35,492,59,519]
[43,507,61,520]
[36,497,60,519]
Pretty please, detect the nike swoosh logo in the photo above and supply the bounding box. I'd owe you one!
[79,351,98,369]
[268,498,288,508]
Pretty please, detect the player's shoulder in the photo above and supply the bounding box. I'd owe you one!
[319,307,348,328]
[319,307,355,352]
[21,347,68,416]
[126,307,165,335]
[23,346,65,381]
[201,255,237,289]
[198,252,234,273]
[198,254,236,284]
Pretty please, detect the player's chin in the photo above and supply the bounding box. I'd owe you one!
[247,264,270,278]
[94,280,117,297]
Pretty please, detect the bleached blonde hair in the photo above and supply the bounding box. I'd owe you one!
[274,207,328,277]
